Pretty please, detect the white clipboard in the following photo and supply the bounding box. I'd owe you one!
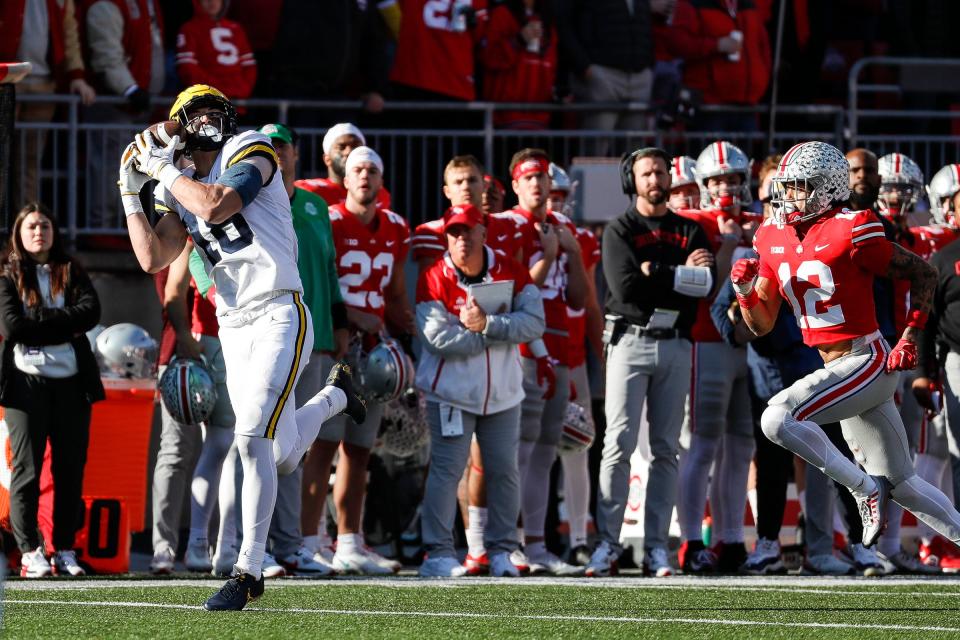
[467,280,514,315]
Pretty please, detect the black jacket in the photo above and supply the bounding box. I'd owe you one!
[0,261,105,409]
[921,239,960,377]
[558,0,654,75]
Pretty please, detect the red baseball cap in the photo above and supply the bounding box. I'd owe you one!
[443,204,484,232]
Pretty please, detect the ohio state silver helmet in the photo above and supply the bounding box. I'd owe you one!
[379,389,429,458]
[549,163,572,193]
[927,164,960,226]
[878,152,924,218]
[669,156,697,189]
[770,141,850,226]
[159,358,218,425]
[558,402,595,455]
[360,338,414,403]
[695,141,752,209]
[95,322,158,379]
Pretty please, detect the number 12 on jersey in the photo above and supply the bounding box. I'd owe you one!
[778,260,846,330]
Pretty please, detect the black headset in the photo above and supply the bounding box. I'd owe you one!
[620,147,668,195]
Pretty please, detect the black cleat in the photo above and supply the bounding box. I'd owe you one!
[203,572,265,611]
[327,360,367,424]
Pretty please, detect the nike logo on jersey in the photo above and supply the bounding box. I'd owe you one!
[386,240,396,246]
[497,234,508,241]
[770,246,784,254]
[815,244,830,251]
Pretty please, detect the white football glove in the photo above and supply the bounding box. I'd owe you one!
[118,141,150,216]
[134,130,182,190]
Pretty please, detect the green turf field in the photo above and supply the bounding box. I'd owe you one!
[5,576,960,639]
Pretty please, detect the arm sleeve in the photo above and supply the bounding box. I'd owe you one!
[188,248,214,296]
[86,2,137,95]
[482,282,546,344]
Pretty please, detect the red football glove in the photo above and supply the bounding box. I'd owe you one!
[536,356,557,400]
[886,338,918,373]
[730,258,760,296]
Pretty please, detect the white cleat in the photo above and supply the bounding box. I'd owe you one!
[333,548,395,575]
[362,546,401,573]
[643,547,674,577]
[419,556,468,577]
[149,547,175,575]
[281,546,335,576]
[877,548,941,575]
[857,476,889,548]
[741,538,785,575]
[526,548,584,576]
[261,552,287,578]
[20,547,52,578]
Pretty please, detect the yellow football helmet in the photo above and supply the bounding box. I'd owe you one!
[169,84,238,152]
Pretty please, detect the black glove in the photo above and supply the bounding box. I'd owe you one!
[127,88,151,114]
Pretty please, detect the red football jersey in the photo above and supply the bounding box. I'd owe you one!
[389,0,489,100]
[412,213,522,265]
[567,227,600,368]
[510,207,578,363]
[294,177,392,210]
[176,17,257,100]
[190,281,219,337]
[329,204,411,318]
[753,208,895,346]
[909,224,960,261]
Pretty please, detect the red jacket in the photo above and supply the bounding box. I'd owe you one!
[0,0,86,87]
[670,0,770,105]
[480,5,557,128]
[177,3,256,99]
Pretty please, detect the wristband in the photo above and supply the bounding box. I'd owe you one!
[122,194,144,217]
[736,290,759,310]
[158,163,183,192]
[906,308,928,330]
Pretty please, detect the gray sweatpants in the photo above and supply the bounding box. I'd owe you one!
[597,334,692,551]
[422,401,522,557]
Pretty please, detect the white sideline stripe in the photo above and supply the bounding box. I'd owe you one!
[7,599,960,633]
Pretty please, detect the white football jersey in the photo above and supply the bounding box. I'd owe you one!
[155,130,303,324]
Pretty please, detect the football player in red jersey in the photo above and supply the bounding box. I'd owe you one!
[483,174,507,214]
[310,146,413,575]
[734,141,960,552]
[673,142,755,574]
[667,156,700,213]
[295,123,392,209]
[176,0,257,103]
[508,148,589,575]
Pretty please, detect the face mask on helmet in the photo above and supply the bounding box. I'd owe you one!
[770,177,821,226]
[170,88,238,153]
[878,183,918,218]
[182,110,230,152]
[705,175,746,212]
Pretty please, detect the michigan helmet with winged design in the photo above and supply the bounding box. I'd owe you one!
[379,389,429,458]
[359,338,414,403]
[695,141,752,209]
[927,164,960,226]
[877,152,924,218]
[169,84,238,152]
[95,323,158,379]
[770,141,850,226]
[159,358,218,426]
[558,402,595,454]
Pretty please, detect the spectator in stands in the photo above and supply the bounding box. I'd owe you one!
[1,0,96,202]
[480,0,558,129]
[416,203,545,577]
[669,0,771,132]
[390,0,488,126]
[82,0,165,229]
[175,0,256,102]
[0,202,104,578]
[296,123,392,209]
[558,0,655,134]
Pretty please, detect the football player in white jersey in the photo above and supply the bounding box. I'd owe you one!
[117,84,366,610]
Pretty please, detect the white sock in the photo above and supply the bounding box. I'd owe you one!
[234,435,278,580]
[715,435,754,543]
[466,506,487,557]
[189,425,234,547]
[522,442,558,539]
[678,434,720,541]
[338,533,360,554]
[560,450,590,548]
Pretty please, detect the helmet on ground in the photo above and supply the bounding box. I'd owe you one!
[379,389,429,458]
[169,84,237,152]
[695,141,752,210]
[159,358,218,425]
[95,323,158,379]
[558,402,595,455]
[360,339,414,403]
[878,152,924,218]
[770,141,850,226]
[928,164,960,226]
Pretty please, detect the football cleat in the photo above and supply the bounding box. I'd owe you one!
[509,549,531,575]
[203,572,265,611]
[857,477,889,548]
[566,544,592,567]
[185,539,213,573]
[526,547,584,576]
[680,540,717,574]
[715,542,748,574]
[20,547,52,578]
[51,550,86,577]
[804,553,854,576]
[327,361,367,424]
[643,547,674,577]
[846,543,883,577]
[419,556,467,578]
[261,552,287,578]
[876,548,941,575]
[362,545,402,573]
[280,546,334,576]
[585,541,619,578]
[490,552,521,577]
[463,552,489,576]
[332,548,395,575]
[150,547,175,575]
[741,538,785,575]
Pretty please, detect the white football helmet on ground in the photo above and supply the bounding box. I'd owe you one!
[558,402,595,454]
[95,323,158,379]
[359,338,414,403]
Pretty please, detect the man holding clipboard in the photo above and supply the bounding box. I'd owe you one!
[415,204,547,578]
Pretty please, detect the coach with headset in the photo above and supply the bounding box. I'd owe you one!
[587,147,715,578]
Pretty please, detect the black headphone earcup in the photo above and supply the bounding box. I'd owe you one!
[620,152,636,195]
